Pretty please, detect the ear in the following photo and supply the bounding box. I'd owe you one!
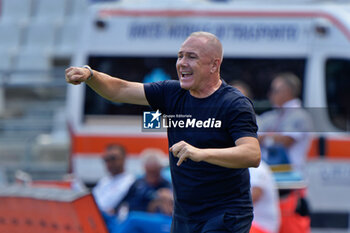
[210,59,220,74]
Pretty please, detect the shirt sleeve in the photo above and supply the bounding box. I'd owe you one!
[144,80,181,114]
[227,97,258,143]
[144,81,167,112]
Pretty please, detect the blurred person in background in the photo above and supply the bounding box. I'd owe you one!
[92,144,135,214]
[147,187,173,216]
[106,149,173,233]
[258,73,312,233]
[249,161,280,233]
[229,80,253,101]
[121,148,172,214]
[258,72,313,175]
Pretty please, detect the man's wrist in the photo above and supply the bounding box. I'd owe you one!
[83,65,94,81]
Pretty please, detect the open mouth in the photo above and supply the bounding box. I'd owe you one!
[181,71,193,79]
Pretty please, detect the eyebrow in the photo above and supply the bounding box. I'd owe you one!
[178,51,198,57]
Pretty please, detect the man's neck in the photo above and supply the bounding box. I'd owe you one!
[190,78,222,98]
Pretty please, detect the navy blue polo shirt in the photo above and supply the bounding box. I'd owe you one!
[144,80,258,221]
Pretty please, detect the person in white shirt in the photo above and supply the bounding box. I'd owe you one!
[92,144,135,214]
[258,73,313,174]
[250,161,280,233]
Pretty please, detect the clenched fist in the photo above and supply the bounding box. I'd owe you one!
[65,66,91,85]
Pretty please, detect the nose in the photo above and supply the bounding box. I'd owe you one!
[177,56,188,67]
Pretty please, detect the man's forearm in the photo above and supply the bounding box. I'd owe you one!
[202,143,261,169]
[170,137,261,168]
[66,66,149,105]
[86,70,128,102]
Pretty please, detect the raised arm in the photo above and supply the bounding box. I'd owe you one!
[65,66,149,106]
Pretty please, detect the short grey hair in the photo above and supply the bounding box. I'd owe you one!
[141,148,168,167]
[275,72,302,98]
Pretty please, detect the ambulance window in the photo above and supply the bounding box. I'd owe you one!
[220,58,306,114]
[326,59,350,131]
[83,56,305,117]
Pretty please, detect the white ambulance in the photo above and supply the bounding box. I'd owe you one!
[67,1,350,230]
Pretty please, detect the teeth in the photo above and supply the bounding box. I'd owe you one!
[181,71,192,78]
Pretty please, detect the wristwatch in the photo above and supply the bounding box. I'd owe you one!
[83,65,94,81]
